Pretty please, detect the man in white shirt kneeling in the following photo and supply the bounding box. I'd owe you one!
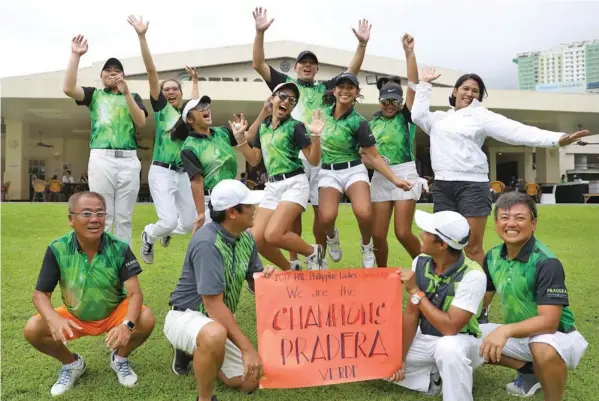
[390,210,486,401]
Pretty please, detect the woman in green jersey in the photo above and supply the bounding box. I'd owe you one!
[128,16,200,264]
[318,72,412,269]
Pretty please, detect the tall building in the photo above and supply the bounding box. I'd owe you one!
[513,39,599,93]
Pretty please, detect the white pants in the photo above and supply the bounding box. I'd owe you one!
[88,149,141,245]
[260,173,310,210]
[392,330,484,401]
[302,158,321,206]
[318,163,369,193]
[163,309,243,379]
[371,161,425,202]
[480,323,588,370]
[144,164,196,241]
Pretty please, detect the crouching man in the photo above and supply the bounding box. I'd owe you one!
[480,192,588,400]
[390,210,486,401]
[163,179,276,401]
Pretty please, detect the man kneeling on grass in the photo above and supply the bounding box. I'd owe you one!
[480,192,588,400]
[390,210,487,401]
[164,179,276,401]
[23,191,155,397]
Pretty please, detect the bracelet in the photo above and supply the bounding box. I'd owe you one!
[236,141,248,147]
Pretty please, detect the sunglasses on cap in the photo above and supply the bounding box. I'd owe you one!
[379,99,401,107]
[435,228,470,246]
[275,91,298,106]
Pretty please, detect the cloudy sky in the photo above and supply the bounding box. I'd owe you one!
[1,0,598,88]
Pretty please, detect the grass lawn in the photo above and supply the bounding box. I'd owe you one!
[2,203,598,401]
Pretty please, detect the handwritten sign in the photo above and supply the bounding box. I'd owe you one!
[254,269,403,389]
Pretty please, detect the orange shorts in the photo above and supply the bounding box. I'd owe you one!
[35,298,146,340]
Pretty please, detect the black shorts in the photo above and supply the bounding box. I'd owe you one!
[433,180,492,217]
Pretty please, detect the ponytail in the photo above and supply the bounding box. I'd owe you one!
[168,117,191,141]
[322,89,335,106]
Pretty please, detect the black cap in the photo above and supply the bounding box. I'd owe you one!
[296,50,319,64]
[199,95,211,104]
[379,83,404,101]
[334,72,360,87]
[102,57,124,73]
[376,75,402,90]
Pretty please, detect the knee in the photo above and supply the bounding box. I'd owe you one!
[264,224,283,246]
[161,216,179,233]
[319,209,337,226]
[434,336,466,361]
[250,227,266,247]
[196,322,227,351]
[137,308,156,334]
[23,316,44,344]
[394,225,413,242]
[530,342,562,368]
[180,221,195,234]
[372,229,387,245]
[353,205,372,222]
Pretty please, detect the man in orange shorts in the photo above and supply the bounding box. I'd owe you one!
[23,191,155,397]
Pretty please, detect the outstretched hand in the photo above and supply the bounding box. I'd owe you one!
[352,19,371,44]
[185,65,198,81]
[253,7,274,32]
[71,35,88,56]
[402,33,414,53]
[305,109,325,136]
[559,130,590,146]
[421,67,441,83]
[127,15,149,36]
[228,113,249,141]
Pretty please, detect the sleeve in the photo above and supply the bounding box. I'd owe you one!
[535,258,569,306]
[75,86,96,107]
[246,241,264,283]
[482,255,496,291]
[479,108,564,147]
[411,255,422,272]
[118,247,143,282]
[401,104,413,124]
[222,126,237,146]
[450,270,487,314]
[293,123,312,149]
[132,93,149,117]
[323,73,341,90]
[266,65,289,90]
[181,149,204,180]
[35,247,61,292]
[150,91,168,112]
[191,241,226,296]
[250,125,262,149]
[407,81,447,135]
[355,120,377,147]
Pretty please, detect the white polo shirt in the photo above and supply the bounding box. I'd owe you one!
[408,82,565,182]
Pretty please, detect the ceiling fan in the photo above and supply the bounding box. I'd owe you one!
[35,130,54,148]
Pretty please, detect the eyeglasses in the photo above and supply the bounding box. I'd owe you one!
[379,99,401,106]
[275,91,298,106]
[70,211,107,219]
[194,104,210,112]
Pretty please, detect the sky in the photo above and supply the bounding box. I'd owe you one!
[1,0,598,89]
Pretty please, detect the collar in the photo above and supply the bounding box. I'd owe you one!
[330,105,354,120]
[102,87,123,95]
[212,222,242,244]
[371,110,400,120]
[500,235,536,262]
[188,128,215,139]
[428,252,465,278]
[71,231,107,254]
[263,115,292,128]
[295,78,317,87]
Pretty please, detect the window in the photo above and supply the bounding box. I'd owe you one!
[28,159,46,180]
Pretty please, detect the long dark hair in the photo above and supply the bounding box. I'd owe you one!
[449,73,488,107]
[168,99,191,141]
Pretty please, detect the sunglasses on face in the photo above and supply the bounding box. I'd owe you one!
[275,91,298,106]
[379,99,400,107]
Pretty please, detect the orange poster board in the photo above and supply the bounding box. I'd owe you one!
[254,269,403,389]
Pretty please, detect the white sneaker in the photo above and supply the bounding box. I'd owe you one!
[326,228,342,262]
[321,259,329,270]
[110,351,138,387]
[50,354,86,396]
[160,235,172,248]
[305,245,324,271]
[361,239,376,268]
[140,232,154,264]
[424,369,442,396]
[290,259,302,271]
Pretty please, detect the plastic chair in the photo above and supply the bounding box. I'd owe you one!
[32,180,47,202]
[490,181,506,194]
[1,181,11,202]
[526,183,540,203]
[48,180,65,202]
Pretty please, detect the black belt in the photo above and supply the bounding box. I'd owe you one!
[321,159,362,171]
[170,304,186,311]
[153,161,184,172]
[267,168,304,183]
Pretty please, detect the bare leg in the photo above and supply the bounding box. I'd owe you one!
[116,307,156,357]
[531,342,567,401]
[312,205,327,253]
[251,207,291,270]
[465,216,487,266]
[23,316,77,364]
[345,181,373,245]
[371,201,393,267]
[194,322,227,401]
[264,202,314,256]
[289,215,302,261]
[318,188,342,238]
[393,200,421,259]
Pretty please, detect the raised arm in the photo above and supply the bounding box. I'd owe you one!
[252,7,274,82]
[187,66,200,99]
[63,35,88,101]
[346,19,371,75]
[402,34,419,110]
[408,67,444,135]
[128,15,160,100]
[229,114,262,166]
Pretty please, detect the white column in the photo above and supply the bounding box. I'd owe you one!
[3,120,28,200]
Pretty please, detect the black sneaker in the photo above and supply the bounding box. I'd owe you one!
[478,306,489,324]
[172,345,193,376]
[161,235,172,248]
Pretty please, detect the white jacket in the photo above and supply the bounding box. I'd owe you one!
[409,81,565,182]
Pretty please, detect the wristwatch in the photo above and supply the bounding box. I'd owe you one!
[122,320,136,331]
[410,291,425,305]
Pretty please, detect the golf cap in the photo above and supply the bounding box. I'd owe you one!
[271,82,300,100]
[379,83,404,102]
[210,179,265,212]
[181,95,212,122]
[296,50,319,64]
[376,75,402,90]
[102,57,124,73]
[415,210,470,250]
[335,71,360,87]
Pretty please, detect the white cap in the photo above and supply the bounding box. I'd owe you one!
[271,82,300,99]
[210,179,264,212]
[414,210,470,250]
[181,95,211,122]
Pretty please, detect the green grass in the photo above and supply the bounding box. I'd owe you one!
[2,203,598,401]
